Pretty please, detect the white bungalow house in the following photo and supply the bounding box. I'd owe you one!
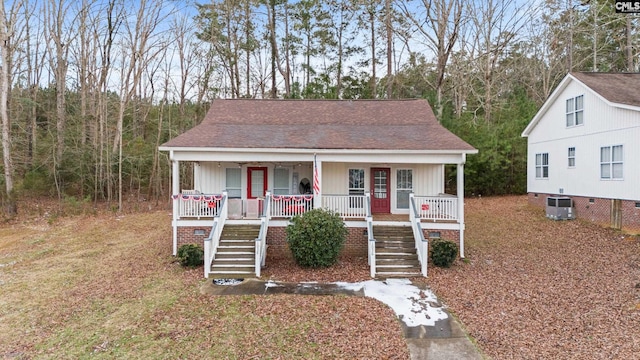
[159,99,477,278]
[522,72,640,233]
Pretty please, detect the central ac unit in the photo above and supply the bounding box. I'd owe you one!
[546,196,575,220]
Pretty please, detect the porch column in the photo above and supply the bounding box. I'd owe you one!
[171,154,180,256]
[457,158,465,258]
[313,155,322,209]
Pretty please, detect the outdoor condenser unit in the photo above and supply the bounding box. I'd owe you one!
[545,196,575,220]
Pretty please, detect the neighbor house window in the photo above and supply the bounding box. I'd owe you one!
[273,168,290,195]
[225,168,241,198]
[568,147,576,168]
[396,169,412,209]
[535,153,549,179]
[600,145,623,179]
[566,95,584,127]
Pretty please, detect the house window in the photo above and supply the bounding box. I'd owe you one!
[225,168,241,198]
[568,147,575,168]
[566,95,584,127]
[396,169,412,209]
[349,169,365,196]
[535,153,549,179]
[273,168,290,195]
[600,145,623,179]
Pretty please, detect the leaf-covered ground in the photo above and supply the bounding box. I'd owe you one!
[426,196,640,359]
[2,196,638,359]
[0,209,407,359]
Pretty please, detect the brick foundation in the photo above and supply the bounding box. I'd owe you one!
[177,227,210,248]
[266,227,368,258]
[528,193,640,234]
[176,225,463,257]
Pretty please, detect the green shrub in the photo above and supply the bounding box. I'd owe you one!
[430,239,458,268]
[177,244,204,267]
[286,208,347,268]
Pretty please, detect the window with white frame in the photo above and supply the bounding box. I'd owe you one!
[273,168,290,195]
[566,95,584,127]
[225,168,241,198]
[396,169,412,209]
[568,147,575,168]
[348,169,365,196]
[600,145,623,179]
[535,153,549,179]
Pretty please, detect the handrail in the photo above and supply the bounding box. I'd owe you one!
[255,192,272,277]
[203,191,228,278]
[410,193,428,277]
[411,195,459,221]
[365,192,375,278]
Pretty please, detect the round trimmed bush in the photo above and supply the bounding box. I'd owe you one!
[177,244,204,267]
[430,239,458,268]
[286,208,347,268]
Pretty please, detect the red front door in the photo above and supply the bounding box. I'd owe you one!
[247,167,268,199]
[371,168,390,214]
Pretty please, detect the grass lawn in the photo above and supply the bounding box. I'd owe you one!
[0,209,407,359]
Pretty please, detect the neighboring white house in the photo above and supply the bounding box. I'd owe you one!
[522,72,640,233]
[160,99,477,278]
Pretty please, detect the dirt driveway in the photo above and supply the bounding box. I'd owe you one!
[427,195,640,359]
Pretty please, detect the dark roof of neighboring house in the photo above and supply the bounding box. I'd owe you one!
[161,99,476,152]
[571,72,640,107]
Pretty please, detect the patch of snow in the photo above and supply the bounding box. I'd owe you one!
[336,279,448,327]
[212,278,244,286]
[265,280,282,288]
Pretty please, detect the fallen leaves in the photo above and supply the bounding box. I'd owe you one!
[429,195,640,359]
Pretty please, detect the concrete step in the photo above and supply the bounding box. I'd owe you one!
[208,271,256,279]
[375,271,422,278]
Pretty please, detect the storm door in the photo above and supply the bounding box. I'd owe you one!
[371,168,390,213]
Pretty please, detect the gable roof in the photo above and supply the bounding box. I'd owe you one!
[161,99,476,153]
[522,72,640,137]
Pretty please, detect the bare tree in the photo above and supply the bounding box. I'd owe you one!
[113,0,168,211]
[471,0,530,122]
[399,0,464,117]
[0,0,25,215]
[44,0,73,194]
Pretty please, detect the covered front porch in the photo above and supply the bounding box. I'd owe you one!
[166,152,468,279]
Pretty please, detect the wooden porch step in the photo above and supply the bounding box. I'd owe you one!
[210,224,260,279]
[373,225,421,277]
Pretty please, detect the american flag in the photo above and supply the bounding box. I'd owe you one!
[313,154,320,195]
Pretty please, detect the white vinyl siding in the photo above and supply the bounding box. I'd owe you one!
[566,95,584,127]
[600,145,623,180]
[396,169,412,209]
[535,153,549,179]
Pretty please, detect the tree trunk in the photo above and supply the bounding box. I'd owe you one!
[0,1,16,215]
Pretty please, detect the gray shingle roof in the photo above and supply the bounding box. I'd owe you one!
[571,72,640,107]
[161,99,476,152]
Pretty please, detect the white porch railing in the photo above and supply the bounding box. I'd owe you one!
[410,194,429,277]
[255,192,272,277]
[204,192,228,278]
[412,195,459,221]
[322,194,367,219]
[270,194,314,217]
[174,193,224,219]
